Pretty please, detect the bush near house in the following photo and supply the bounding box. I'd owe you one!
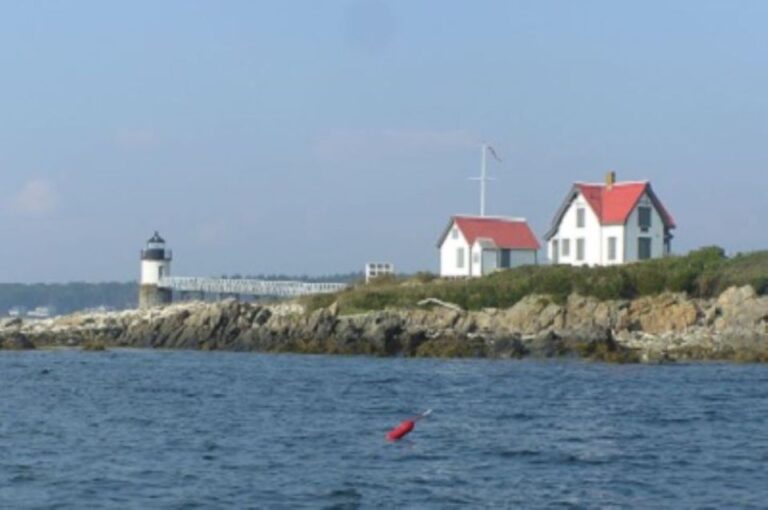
[301,247,768,314]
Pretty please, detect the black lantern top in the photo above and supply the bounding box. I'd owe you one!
[142,231,171,261]
[147,231,165,245]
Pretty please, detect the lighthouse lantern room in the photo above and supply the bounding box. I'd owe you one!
[139,231,173,308]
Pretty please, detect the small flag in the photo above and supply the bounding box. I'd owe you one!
[487,145,501,162]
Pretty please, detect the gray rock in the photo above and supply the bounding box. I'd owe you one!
[1,333,35,350]
[0,317,23,329]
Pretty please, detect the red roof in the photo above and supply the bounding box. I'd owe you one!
[576,182,676,227]
[450,216,540,250]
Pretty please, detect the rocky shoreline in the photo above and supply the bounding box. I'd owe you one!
[1,285,767,362]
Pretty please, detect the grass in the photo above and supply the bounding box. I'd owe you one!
[301,247,768,314]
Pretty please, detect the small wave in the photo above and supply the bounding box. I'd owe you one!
[362,377,401,385]
[320,487,363,510]
[10,472,36,483]
[496,412,538,421]
[546,452,618,466]
[495,448,541,458]
[656,416,701,425]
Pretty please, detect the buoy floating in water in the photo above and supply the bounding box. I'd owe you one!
[386,409,431,442]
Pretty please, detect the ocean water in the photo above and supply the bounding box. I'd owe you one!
[1,351,768,509]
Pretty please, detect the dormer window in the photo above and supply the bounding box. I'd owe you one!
[576,208,585,228]
[638,207,651,231]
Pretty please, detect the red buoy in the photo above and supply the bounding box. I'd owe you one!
[386,409,431,442]
[386,419,415,441]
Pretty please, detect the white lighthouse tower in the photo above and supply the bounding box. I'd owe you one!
[139,231,173,308]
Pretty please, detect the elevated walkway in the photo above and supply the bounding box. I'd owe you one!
[158,276,347,298]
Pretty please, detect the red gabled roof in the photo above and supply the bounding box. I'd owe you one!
[576,182,676,227]
[450,216,540,250]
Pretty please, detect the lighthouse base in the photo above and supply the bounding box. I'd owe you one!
[139,285,173,309]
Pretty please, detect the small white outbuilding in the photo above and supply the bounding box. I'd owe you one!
[365,262,394,283]
[437,215,540,277]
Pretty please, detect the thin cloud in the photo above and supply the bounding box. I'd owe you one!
[12,179,59,216]
[313,128,478,161]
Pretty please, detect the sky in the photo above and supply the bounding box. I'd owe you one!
[1,1,767,282]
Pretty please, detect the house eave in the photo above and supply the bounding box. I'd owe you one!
[436,218,458,248]
[543,185,580,241]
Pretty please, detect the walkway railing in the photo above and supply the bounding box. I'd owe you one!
[158,276,347,297]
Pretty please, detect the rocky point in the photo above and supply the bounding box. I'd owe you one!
[1,286,767,362]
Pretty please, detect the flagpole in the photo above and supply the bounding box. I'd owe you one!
[471,142,498,217]
[480,143,487,217]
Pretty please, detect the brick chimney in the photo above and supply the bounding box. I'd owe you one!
[605,170,616,189]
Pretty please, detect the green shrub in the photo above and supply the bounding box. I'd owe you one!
[630,264,667,296]
[688,245,727,267]
[298,248,768,314]
[750,277,768,295]
[532,266,574,300]
[411,271,437,284]
[82,339,107,351]
[587,268,635,301]
[693,270,721,297]
[666,267,698,294]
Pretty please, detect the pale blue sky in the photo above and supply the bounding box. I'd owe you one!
[1,1,767,282]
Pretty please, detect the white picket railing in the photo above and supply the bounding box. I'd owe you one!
[158,276,347,297]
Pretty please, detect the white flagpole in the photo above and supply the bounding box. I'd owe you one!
[480,143,487,217]
[470,142,498,217]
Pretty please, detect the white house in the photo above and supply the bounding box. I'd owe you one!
[437,215,540,277]
[544,172,675,266]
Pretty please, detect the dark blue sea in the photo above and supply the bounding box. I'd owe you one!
[2,350,768,509]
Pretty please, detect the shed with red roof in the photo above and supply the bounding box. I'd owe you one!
[437,216,540,277]
[544,172,675,266]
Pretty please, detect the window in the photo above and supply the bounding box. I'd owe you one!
[638,238,651,260]
[456,247,465,268]
[451,228,459,240]
[552,240,559,263]
[638,207,651,230]
[473,252,480,264]
[576,238,585,261]
[562,239,570,257]
[608,237,617,261]
[576,207,585,228]
[500,249,511,268]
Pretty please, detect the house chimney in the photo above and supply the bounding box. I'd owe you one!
[605,170,616,189]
